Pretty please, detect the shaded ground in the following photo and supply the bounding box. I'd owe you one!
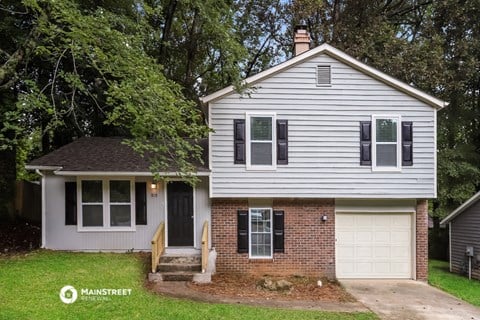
[148,274,368,313]
[0,220,40,254]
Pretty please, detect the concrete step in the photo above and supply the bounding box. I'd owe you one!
[157,262,201,272]
[160,254,201,264]
[160,272,196,281]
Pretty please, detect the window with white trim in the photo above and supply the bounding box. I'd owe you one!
[246,113,276,170]
[79,178,135,231]
[249,208,272,258]
[372,115,401,170]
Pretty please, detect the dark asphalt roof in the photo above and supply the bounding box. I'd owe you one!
[28,137,209,172]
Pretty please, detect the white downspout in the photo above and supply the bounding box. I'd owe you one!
[35,169,46,248]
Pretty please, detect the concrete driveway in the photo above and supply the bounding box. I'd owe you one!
[342,280,480,320]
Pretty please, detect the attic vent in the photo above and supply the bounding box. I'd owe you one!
[316,65,331,86]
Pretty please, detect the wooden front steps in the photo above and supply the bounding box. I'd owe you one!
[149,253,204,282]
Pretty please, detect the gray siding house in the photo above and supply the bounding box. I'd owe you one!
[441,192,480,280]
[27,28,447,281]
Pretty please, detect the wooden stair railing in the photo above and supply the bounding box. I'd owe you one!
[151,222,165,273]
[201,221,208,273]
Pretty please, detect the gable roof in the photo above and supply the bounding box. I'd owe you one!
[26,137,209,175]
[200,43,448,109]
[440,191,480,225]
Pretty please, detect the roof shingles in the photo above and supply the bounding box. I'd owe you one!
[28,137,208,172]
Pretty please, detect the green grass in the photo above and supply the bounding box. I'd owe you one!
[429,259,480,307]
[0,250,377,320]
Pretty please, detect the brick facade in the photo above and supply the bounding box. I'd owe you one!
[211,198,335,278]
[212,198,428,280]
[416,199,429,281]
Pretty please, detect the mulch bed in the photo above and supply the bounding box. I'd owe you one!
[188,273,356,302]
[0,220,41,255]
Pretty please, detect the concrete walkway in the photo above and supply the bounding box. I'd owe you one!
[342,280,480,320]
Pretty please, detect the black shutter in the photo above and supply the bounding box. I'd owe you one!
[360,121,372,166]
[135,182,147,225]
[234,119,246,164]
[277,120,288,164]
[402,121,413,166]
[237,210,249,253]
[65,182,77,225]
[273,210,285,253]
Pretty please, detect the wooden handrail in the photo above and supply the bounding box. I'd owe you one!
[151,222,165,273]
[201,221,208,273]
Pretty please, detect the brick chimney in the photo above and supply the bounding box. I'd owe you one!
[294,25,311,56]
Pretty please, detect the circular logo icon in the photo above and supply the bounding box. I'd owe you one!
[59,285,78,304]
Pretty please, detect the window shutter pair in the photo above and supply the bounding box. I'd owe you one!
[233,119,288,164]
[237,210,285,254]
[64,182,148,225]
[359,121,413,166]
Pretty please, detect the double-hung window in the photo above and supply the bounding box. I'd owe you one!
[249,208,273,258]
[372,115,401,171]
[246,113,276,170]
[79,178,135,231]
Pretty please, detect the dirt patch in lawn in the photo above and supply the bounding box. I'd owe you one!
[0,220,41,255]
[188,273,355,302]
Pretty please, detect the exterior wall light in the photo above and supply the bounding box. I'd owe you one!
[151,182,158,197]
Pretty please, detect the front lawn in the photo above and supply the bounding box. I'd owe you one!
[0,251,376,320]
[429,259,480,307]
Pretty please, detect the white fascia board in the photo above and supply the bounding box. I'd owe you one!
[54,171,210,177]
[200,43,447,110]
[440,190,480,225]
[25,165,63,171]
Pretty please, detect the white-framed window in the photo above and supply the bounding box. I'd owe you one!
[249,208,273,258]
[78,178,135,231]
[246,113,276,170]
[372,115,401,171]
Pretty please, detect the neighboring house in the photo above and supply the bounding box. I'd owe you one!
[27,27,447,281]
[441,192,480,280]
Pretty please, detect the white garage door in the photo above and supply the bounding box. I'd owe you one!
[336,213,413,279]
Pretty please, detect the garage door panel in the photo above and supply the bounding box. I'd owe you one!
[357,246,373,258]
[374,215,390,227]
[337,231,354,242]
[392,231,410,242]
[374,246,390,258]
[337,246,354,257]
[357,231,373,242]
[336,213,412,279]
[374,231,390,242]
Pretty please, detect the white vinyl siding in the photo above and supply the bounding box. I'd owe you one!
[209,53,436,198]
[43,174,211,251]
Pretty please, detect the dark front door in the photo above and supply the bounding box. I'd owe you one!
[167,181,194,246]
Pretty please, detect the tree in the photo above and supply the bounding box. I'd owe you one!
[0,0,211,184]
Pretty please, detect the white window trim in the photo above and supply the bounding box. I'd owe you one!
[248,207,273,259]
[246,112,277,171]
[77,177,136,232]
[372,115,402,172]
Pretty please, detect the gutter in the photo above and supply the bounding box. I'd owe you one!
[35,169,46,249]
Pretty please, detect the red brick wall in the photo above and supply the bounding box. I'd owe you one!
[211,198,335,278]
[416,199,428,281]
